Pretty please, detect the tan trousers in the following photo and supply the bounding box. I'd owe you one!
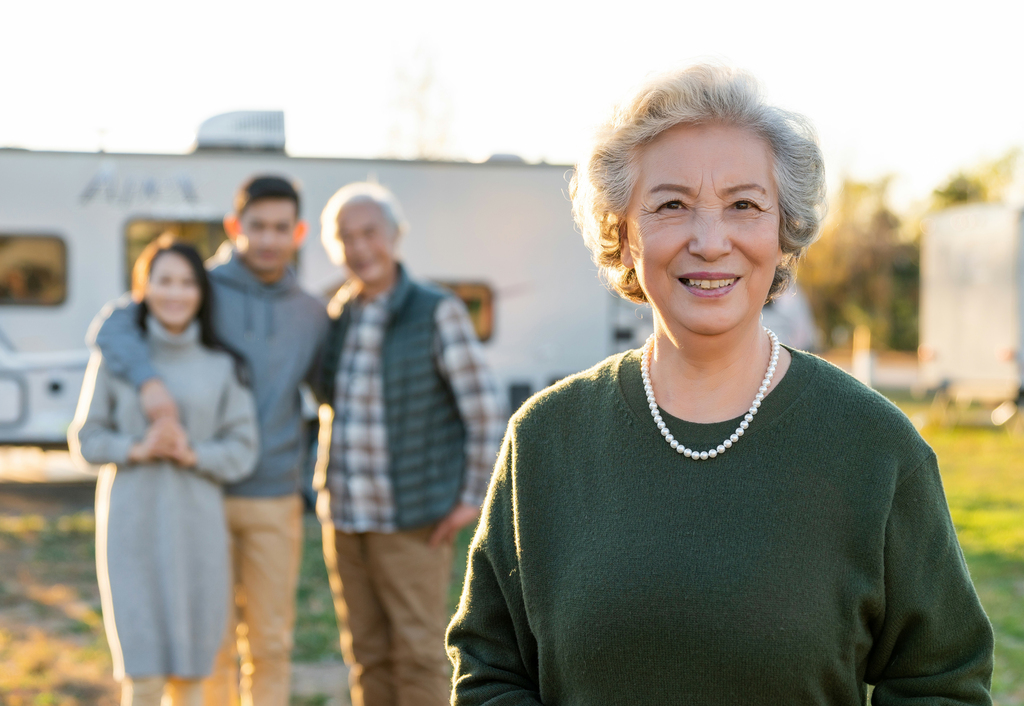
[202,495,304,706]
[123,677,202,706]
[323,524,454,706]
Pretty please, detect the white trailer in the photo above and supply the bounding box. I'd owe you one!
[0,114,653,449]
[919,203,1024,403]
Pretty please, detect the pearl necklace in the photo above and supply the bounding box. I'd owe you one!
[641,327,779,460]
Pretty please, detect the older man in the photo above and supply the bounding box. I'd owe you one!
[313,182,504,706]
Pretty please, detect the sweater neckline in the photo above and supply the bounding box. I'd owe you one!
[616,346,818,449]
[146,316,200,349]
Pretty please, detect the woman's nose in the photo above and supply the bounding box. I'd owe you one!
[688,214,732,262]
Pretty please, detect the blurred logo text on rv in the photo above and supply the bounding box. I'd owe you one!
[80,164,198,206]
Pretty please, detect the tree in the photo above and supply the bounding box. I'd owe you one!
[931,148,1020,209]
[800,177,918,350]
[386,47,454,160]
[800,149,1021,352]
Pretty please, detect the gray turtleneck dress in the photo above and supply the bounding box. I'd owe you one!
[70,319,259,681]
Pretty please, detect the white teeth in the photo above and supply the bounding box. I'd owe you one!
[683,278,736,290]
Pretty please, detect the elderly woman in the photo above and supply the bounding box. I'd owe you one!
[446,66,993,704]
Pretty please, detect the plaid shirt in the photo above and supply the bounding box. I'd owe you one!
[326,289,505,533]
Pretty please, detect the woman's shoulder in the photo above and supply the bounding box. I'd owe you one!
[511,351,630,431]
[86,350,129,391]
[790,349,932,463]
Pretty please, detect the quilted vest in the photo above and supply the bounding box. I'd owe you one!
[319,265,466,529]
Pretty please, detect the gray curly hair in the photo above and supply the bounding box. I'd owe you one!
[570,64,826,303]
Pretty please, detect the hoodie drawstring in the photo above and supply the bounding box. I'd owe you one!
[242,286,276,341]
[266,296,275,340]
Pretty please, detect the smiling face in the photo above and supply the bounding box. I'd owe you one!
[337,200,399,298]
[622,122,783,340]
[144,251,202,334]
[229,198,306,283]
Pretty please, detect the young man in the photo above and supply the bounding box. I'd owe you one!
[89,176,329,706]
[314,182,505,706]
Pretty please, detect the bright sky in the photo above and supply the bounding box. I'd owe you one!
[3,0,1022,210]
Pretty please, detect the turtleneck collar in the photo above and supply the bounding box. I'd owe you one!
[146,316,200,348]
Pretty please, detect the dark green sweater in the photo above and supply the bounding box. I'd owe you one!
[447,349,993,705]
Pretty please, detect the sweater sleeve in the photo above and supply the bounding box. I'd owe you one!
[866,453,994,705]
[192,369,260,485]
[87,295,159,389]
[447,429,543,705]
[68,353,137,466]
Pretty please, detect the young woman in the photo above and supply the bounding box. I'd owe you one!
[70,236,259,706]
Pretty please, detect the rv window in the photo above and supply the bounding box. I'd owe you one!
[0,235,67,306]
[125,220,229,289]
[437,282,494,342]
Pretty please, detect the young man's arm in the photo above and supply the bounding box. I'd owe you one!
[304,305,333,404]
[430,296,507,546]
[87,295,178,421]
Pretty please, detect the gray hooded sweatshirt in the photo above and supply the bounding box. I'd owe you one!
[89,243,329,497]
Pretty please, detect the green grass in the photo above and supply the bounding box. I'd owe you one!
[0,513,116,706]
[922,425,1024,705]
[292,521,342,663]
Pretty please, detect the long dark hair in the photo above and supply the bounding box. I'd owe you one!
[132,234,250,385]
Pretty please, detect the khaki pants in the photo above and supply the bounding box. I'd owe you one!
[323,524,454,706]
[122,677,202,706]
[203,495,304,706]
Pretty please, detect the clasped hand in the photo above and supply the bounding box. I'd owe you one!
[128,380,196,466]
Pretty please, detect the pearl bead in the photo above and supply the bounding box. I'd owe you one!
[642,327,777,461]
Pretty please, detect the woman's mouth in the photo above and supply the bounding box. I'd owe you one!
[679,276,739,297]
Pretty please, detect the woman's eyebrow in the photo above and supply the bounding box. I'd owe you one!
[648,183,767,196]
[720,183,767,195]
[649,183,698,195]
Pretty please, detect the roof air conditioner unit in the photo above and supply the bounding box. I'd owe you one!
[194,111,285,152]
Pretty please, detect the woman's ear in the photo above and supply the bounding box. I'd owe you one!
[619,221,634,269]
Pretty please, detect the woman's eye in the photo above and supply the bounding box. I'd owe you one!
[660,200,685,211]
[734,200,759,211]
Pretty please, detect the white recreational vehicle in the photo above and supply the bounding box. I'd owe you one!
[919,203,1024,404]
[0,112,653,450]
